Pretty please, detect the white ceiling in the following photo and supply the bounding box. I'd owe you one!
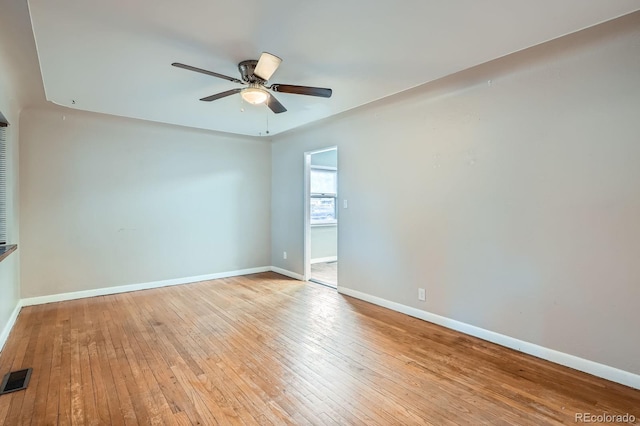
[28,1,639,137]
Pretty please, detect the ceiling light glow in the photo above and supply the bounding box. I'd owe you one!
[241,87,269,105]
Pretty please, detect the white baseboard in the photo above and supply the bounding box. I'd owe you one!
[3,266,300,355]
[0,301,22,353]
[7,269,637,389]
[310,256,338,264]
[21,266,272,307]
[270,267,305,281]
[338,286,640,390]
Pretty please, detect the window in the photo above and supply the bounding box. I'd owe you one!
[310,167,337,225]
[0,123,6,244]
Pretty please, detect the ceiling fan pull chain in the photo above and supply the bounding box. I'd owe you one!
[266,111,270,135]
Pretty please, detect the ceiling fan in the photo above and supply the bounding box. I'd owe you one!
[172,52,332,114]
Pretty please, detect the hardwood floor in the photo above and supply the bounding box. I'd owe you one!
[310,262,337,288]
[0,272,638,425]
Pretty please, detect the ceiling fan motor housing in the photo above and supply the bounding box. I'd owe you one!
[238,60,264,84]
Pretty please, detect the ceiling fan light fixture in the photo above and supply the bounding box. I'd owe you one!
[254,52,282,81]
[172,53,331,114]
[241,86,269,105]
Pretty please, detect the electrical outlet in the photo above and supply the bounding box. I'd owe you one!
[418,288,426,301]
[283,251,287,260]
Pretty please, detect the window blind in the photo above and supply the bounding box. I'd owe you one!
[0,123,6,244]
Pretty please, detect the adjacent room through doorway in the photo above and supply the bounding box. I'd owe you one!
[305,147,338,288]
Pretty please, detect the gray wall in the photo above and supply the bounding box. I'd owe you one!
[272,14,640,375]
[0,100,20,346]
[311,226,337,260]
[0,0,45,346]
[20,107,272,298]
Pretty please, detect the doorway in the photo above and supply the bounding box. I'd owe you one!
[304,147,338,288]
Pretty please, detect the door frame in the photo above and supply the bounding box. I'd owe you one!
[303,146,338,282]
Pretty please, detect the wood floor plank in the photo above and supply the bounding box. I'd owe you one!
[100,306,141,425]
[21,305,56,425]
[69,327,84,425]
[113,294,175,425]
[57,312,73,426]
[132,297,209,425]
[77,301,99,425]
[43,307,64,425]
[0,272,639,425]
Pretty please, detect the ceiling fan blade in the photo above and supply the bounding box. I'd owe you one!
[266,94,287,114]
[254,52,282,81]
[172,62,243,84]
[270,84,332,98]
[200,88,242,102]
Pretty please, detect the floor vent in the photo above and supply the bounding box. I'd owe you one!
[0,368,32,395]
